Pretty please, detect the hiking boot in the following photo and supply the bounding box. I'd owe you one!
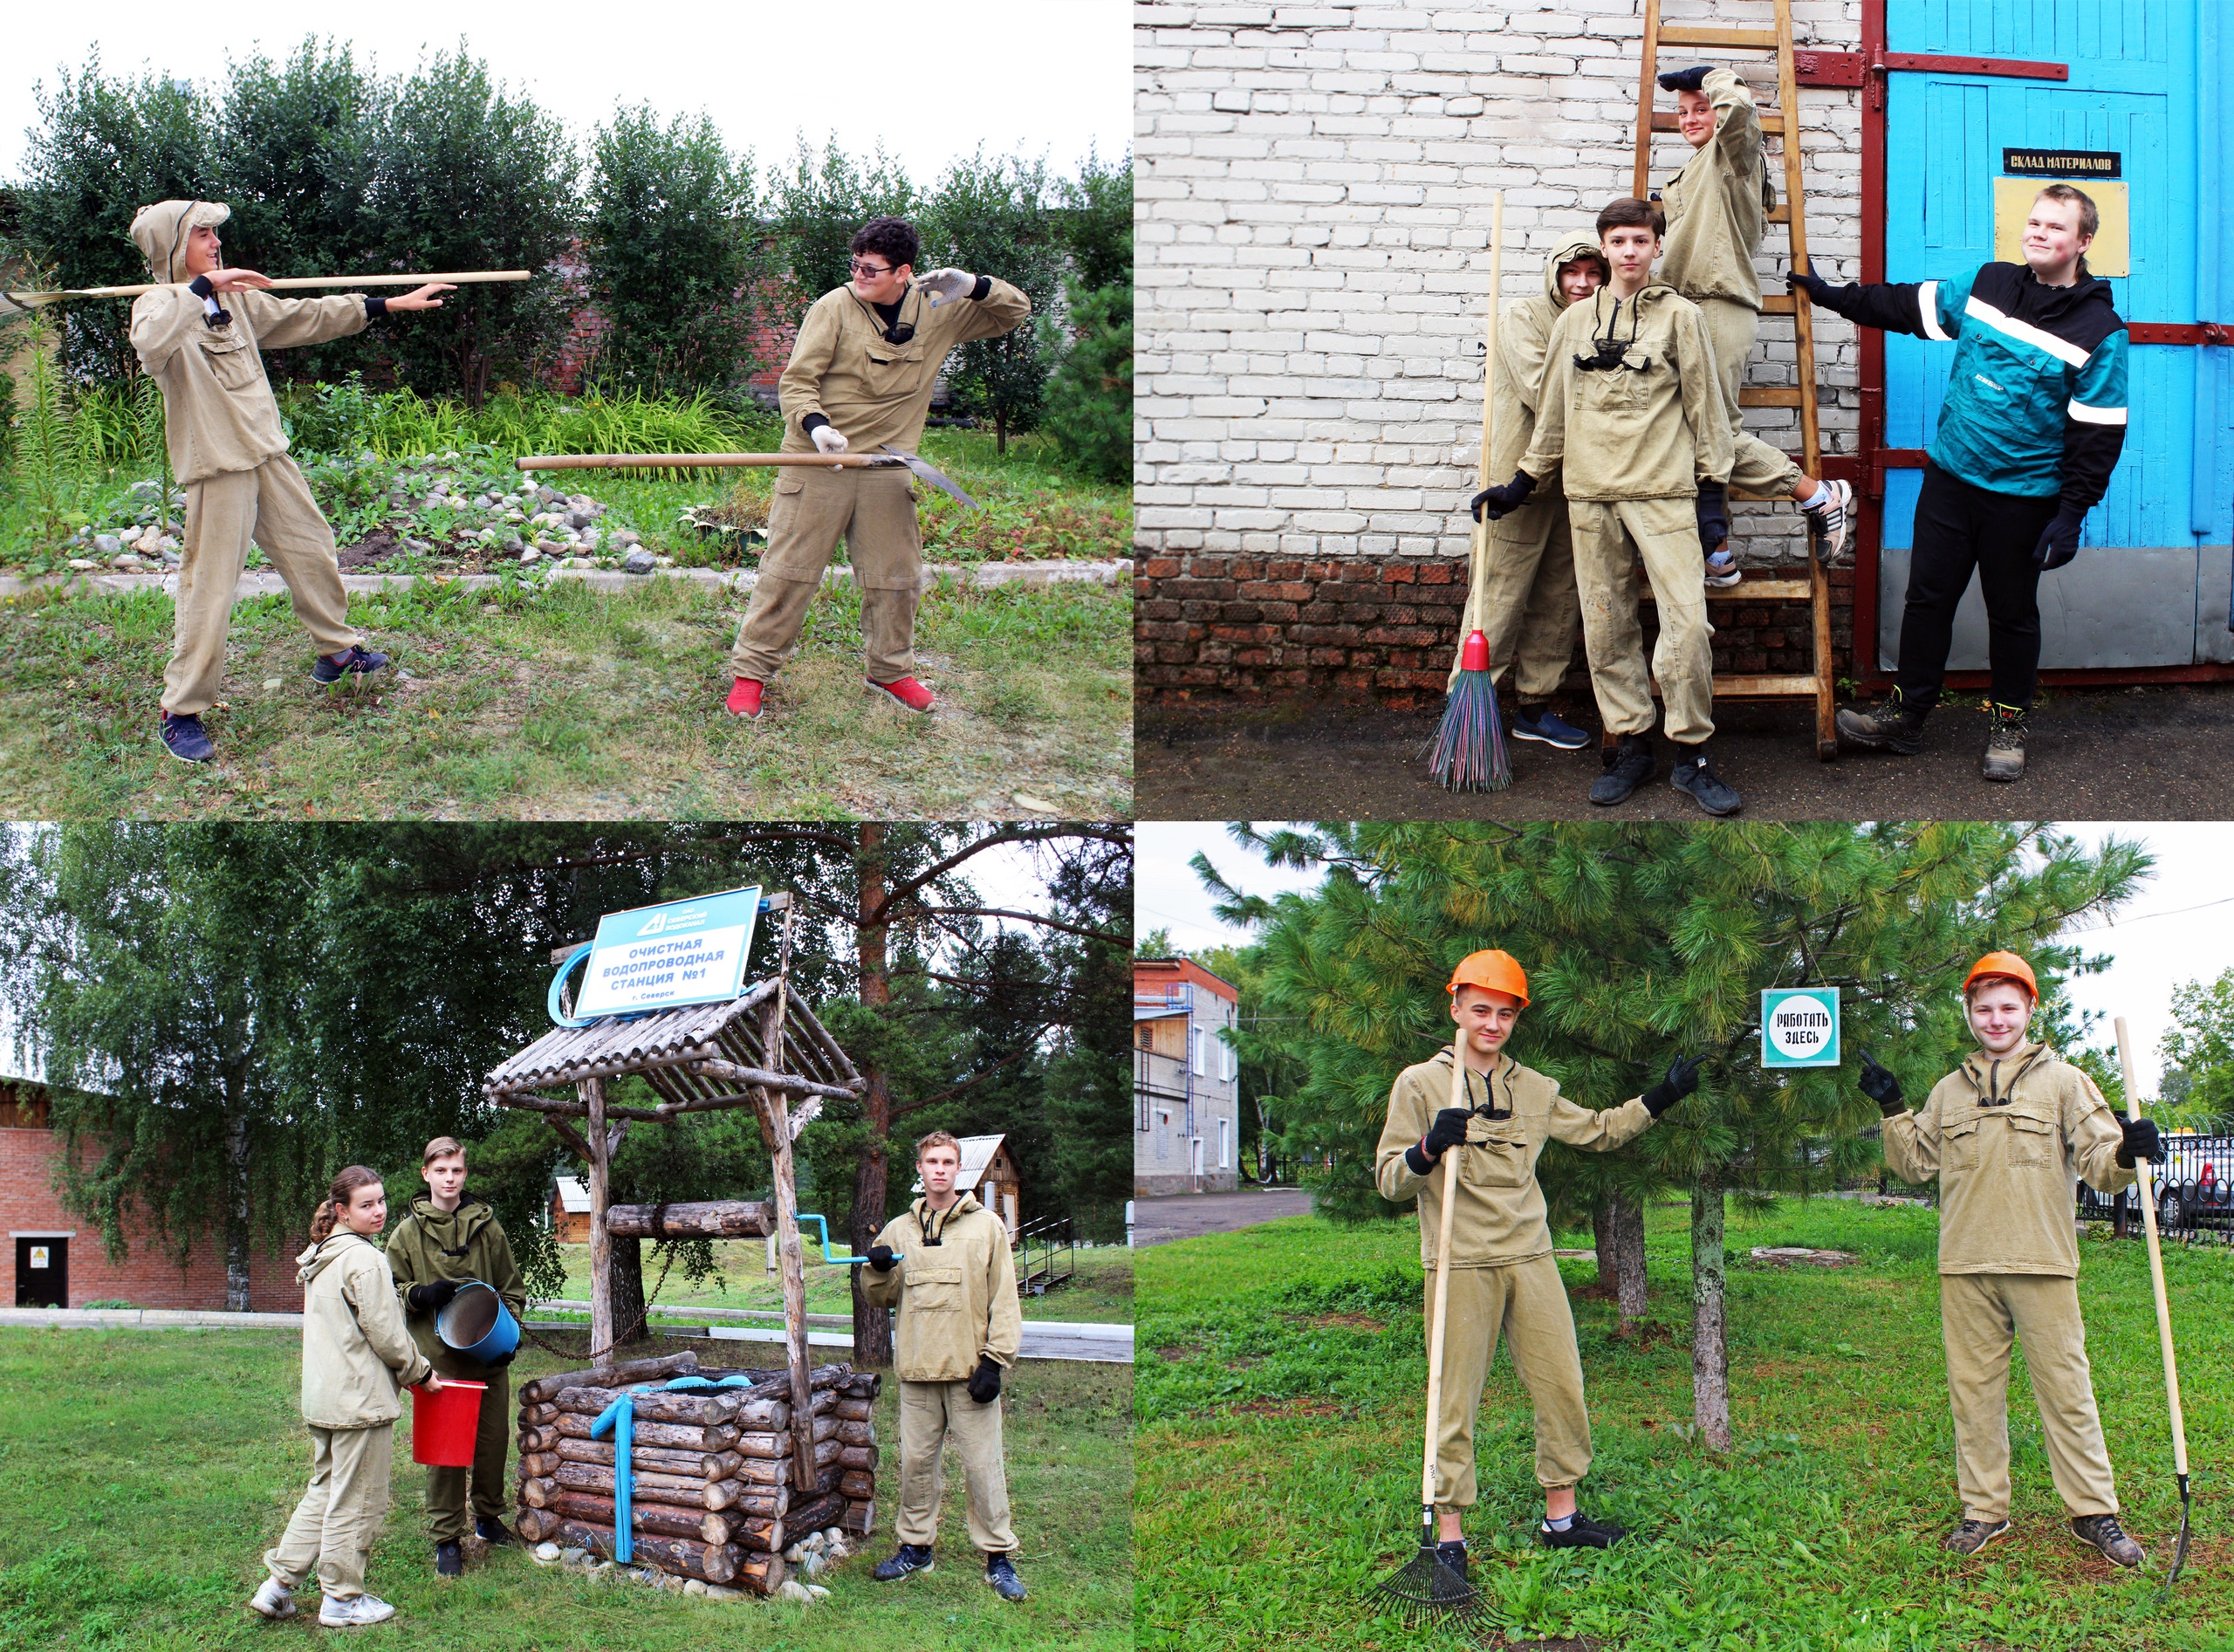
[983,1551,1028,1601]
[1982,702,2028,783]
[1434,1539,1469,1584]
[1704,548,1743,588]
[2071,1513,2144,1568]
[868,675,935,712]
[249,1577,298,1619]
[1669,742,1743,816]
[724,676,764,719]
[873,1543,935,1581]
[1805,479,1854,565]
[1942,1517,2011,1555]
[1587,733,1655,806]
[158,710,216,763]
[435,1540,463,1578]
[1835,688,1929,755]
[475,1515,516,1546]
[1538,1510,1626,1549]
[1511,704,1590,750]
[318,1593,398,1627]
[311,644,389,685]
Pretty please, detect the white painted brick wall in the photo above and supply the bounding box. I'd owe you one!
[1136,0,1865,564]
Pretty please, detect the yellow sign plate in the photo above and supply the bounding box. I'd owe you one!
[1993,177,2128,278]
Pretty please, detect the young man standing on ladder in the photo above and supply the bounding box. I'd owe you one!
[723,217,1031,721]
[1652,65,1852,583]
[1797,185,2128,780]
[1374,951,1704,1575]
[1459,241,1609,751]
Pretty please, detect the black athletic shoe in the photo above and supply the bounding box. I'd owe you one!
[1587,734,1655,805]
[1511,705,1590,750]
[1981,702,2028,783]
[1942,1517,2011,1555]
[1669,743,1743,816]
[475,1515,516,1546]
[2071,1513,2144,1568]
[873,1544,935,1581]
[1835,688,1929,755]
[983,1552,1028,1601]
[1538,1510,1625,1549]
[311,644,389,685]
[158,710,216,763]
[1434,1539,1469,1584]
[434,1540,463,1578]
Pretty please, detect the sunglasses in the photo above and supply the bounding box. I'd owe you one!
[848,259,896,278]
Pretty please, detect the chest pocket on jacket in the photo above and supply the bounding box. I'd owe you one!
[2004,1105,2059,1171]
[1940,1109,1984,1174]
[861,340,929,399]
[1578,359,1651,418]
[1459,1127,1530,1189]
[905,1264,965,1312]
[197,328,263,393]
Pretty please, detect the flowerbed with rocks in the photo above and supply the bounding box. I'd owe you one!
[526,1524,850,1607]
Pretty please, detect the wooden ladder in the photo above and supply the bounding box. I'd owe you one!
[1633,0,1837,760]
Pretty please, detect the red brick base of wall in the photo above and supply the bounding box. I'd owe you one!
[1136,554,1859,710]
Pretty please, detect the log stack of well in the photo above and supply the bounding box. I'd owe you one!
[511,1352,880,1595]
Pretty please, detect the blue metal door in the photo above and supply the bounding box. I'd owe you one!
[1879,1,2232,671]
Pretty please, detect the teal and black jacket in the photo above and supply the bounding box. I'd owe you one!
[1808,262,2127,507]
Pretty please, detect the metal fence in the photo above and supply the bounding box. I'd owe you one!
[2075,1133,2234,1237]
[1015,1214,1077,1296]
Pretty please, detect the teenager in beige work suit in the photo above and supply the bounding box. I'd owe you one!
[126,200,454,764]
[1651,65,1852,581]
[1474,198,1743,816]
[1374,949,1705,1579]
[860,1130,1028,1601]
[724,216,1031,720]
[1454,240,1607,752]
[1864,950,2164,1567]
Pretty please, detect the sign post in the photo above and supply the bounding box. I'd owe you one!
[1761,987,1841,1070]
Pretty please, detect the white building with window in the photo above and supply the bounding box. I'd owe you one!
[1134,956,1240,1196]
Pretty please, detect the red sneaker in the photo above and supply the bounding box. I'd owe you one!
[868,676,935,712]
[724,677,765,719]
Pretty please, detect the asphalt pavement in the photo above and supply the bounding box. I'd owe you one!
[1138,682,2234,819]
[1132,1188,1315,1245]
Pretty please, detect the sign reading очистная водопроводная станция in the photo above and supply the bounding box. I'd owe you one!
[574,886,762,1018]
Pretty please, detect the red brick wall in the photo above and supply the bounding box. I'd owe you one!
[1136,553,1858,710]
[2,1125,300,1312]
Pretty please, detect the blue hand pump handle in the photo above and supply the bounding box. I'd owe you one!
[793,1211,899,1265]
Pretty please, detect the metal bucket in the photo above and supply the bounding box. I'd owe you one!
[435,1281,519,1363]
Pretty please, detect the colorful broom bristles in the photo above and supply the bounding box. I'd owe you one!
[1426,627,1510,792]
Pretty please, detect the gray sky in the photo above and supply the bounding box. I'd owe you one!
[2,1,1129,188]
[1140,821,2234,1097]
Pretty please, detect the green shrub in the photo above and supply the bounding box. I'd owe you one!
[1041,278,1132,486]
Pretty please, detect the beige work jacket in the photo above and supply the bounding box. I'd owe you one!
[1881,1041,2135,1278]
[778,278,1031,456]
[1375,1048,1655,1269]
[1520,282,1734,502]
[295,1231,433,1430]
[1486,241,1600,539]
[861,1193,1024,1382]
[1657,67,1778,311]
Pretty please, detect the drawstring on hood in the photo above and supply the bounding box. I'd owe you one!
[129,200,230,285]
[1961,1041,2048,1107]
[913,1190,983,1247]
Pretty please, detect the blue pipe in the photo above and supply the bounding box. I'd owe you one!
[547,943,596,1029]
[588,1384,653,1563]
[793,1211,899,1265]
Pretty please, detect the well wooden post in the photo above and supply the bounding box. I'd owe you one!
[758,900,818,1493]
[585,1074,614,1374]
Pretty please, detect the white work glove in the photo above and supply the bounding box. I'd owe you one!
[917,268,974,307]
[811,423,848,456]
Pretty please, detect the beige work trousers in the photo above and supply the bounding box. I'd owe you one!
[1429,1256,1594,1511]
[164,456,360,716]
[1941,1272,2120,1525]
[1696,296,1806,498]
[423,1362,509,1543]
[1452,504,1580,701]
[1568,496,1717,744]
[728,465,922,684]
[895,1377,1016,1553]
[264,1422,394,1601]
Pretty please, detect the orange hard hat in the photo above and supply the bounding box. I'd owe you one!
[1447,949,1529,1006]
[1963,950,2038,1000]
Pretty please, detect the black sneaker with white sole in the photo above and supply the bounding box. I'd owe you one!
[873,1544,935,1581]
[1510,705,1590,750]
[1804,479,1854,564]
[1669,743,1743,815]
[1538,1510,1626,1549]
[984,1551,1028,1601]
[475,1514,516,1546]
[311,644,390,685]
[1587,733,1655,805]
[1942,1517,2010,1555]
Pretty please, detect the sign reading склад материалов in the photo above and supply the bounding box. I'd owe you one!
[574,886,762,1018]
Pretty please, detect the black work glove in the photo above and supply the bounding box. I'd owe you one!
[867,1244,897,1272]
[2115,1116,2167,1169]
[1405,1106,1475,1176]
[484,1345,517,1368]
[2032,502,2085,571]
[1785,264,1847,316]
[1855,1044,1904,1117]
[407,1278,459,1314]
[966,1355,1003,1405]
[1657,65,1711,93]
[1641,1052,1709,1118]
[1470,471,1535,523]
[1695,483,1730,554]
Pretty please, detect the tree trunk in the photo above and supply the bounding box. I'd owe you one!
[610,1233,648,1352]
[1689,1182,1730,1450]
[1593,1195,1619,1291]
[849,823,896,1369]
[224,1108,251,1313]
[1614,1196,1648,1329]
[994,410,1010,455]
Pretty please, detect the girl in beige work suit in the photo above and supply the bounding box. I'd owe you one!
[1864,950,2164,1567]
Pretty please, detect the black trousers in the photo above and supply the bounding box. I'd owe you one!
[1895,463,2061,710]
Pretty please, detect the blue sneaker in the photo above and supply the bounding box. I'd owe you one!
[873,1544,935,1581]
[983,1552,1027,1601]
[158,710,216,763]
[1510,705,1590,750]
[311,645,389,685]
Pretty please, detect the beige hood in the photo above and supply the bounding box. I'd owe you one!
[1541,241,1607,312]
[129,200,230,284]
[296,1229,365,1289]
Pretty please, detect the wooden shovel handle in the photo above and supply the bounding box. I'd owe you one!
[1421,1042,1467,1511]
[2114,1016,2188,1477]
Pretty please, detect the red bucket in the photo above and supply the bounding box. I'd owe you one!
[409,1379,486,1467]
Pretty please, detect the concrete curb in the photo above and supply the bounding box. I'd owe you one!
[0,559,1131,602]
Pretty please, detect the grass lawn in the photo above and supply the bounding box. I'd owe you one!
[0,571,1130,819]
[0,1327,1130,1652]
[1136,1196,2234,1651]
[543,1240,1134,1326]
